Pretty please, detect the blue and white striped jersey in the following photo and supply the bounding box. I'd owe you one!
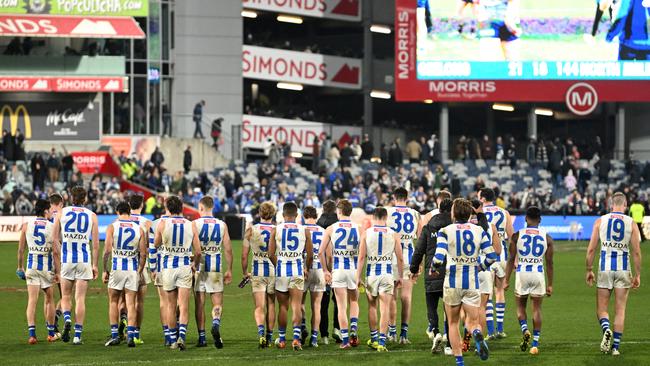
[60,206,94,264]
[330,220,360,271]
[483,205,509,262]
[434,223,497,290]
[387,206,420,267]
[161,217,194,269]
[111,220,142,271]
[598,212,634,272]
[274,222,307,277]
[151,216,168,272]
[305,224,324,270]
[26,218,53,271]
[364,226,396,277]
[194,216,226,273]
[515,227,548,273]
[250,223,274,277]
[130,214,155,271]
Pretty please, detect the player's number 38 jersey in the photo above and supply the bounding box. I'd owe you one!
[387,206,420,264]
[274,222,307,277]
[194,216,226,273]
[599,212,634,272]
[60,206,94,264]
[515,227,548,273]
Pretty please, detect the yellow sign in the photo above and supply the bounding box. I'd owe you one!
[0,104,31,138]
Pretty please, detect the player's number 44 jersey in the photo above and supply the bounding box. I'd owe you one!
[598,213,634,272]
[194,217,226,273]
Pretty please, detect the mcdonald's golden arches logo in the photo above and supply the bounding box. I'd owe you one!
[0,104,32,138]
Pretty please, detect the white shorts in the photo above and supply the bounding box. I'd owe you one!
[153,271,163,287]
[162,267,193,291]
[108,270,140,292]
[61,263,93,281]
[141,268,152,286]
[252,276,275,294]
[478,270,493,295]
[194,271,224,293]
[306,269,326,292]
[275,276,304,292]
[332,269,357,290]
[392,263,411,281]
[491,261,506,278]
[515,272,546,297]
[597,271,632,290]
[26,269,54,289]
[443,287,481,307]
[365,275,394,296]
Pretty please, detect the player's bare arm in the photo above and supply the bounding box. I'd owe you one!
[241,225,252,277]
[546,235,554,296]
[630,223,642,289]
[304,228,313,275]
[191,223,202,271]
[138,228,147,275]
[585,218,601,287]
[52,211,62,249]
[16,223,27,273]
[154,220,165,249]
[355,232,367,287]
[505,211,514,240]
[268,228,277,267]
[103,224,114,284]
[223,226,233,285]
[504,232,519,290]
[491,224,502,256]
[318,226,332,281]
[394,232,405,287]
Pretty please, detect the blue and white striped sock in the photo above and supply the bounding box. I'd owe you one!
[212,318,221,331]
[163,325,170,343]
[599,318,610,333]
[257,325,265,337]
[279,327,286,342]
[74,324,83,339]
[455,355,464,366]
[379,333,387,346]
[293,326,301,341]
[370,329,378,343]
[341,328,349,345]
[46,323,55,337]
[532,329,540,347]
[127,325,135,341]
[63,311,71,323]
[311,330,318,343]
[134,327,140,339]
[169,328,177,342]
[110,324,118,339]
[28,325,36,338]
[178,324,187,342]
[400,323,409,338]
[198,329,206,343]
[486,302,495,336]
[266,330,273,343]
[519,319,528,334]
[612,331,622,350]
[495,303,506,333]
[388,324,397,337]
[350,318,358,333]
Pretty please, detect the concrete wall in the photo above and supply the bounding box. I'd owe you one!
[627,103,650,160]
[173,0,243,139]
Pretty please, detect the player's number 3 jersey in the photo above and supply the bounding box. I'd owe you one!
[330,220,360,271]
[515,227,548,273]
[26,218,54,271]
[162,217,194,269]
[194,216,226,273]
[275,222,307,277]
[60,206,94,264]
[250,223,275,277]
[599,212,634,272]
[111,220,142,271]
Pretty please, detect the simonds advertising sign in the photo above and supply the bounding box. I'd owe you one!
[0,101,100,141]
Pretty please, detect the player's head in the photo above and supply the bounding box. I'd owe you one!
[282,201,299,221]
[198,196,214,214]
[393,187,408,202]
[165,196,183,215]
[451,198,473,223]
[436,190,452,205]
[71,186,87,206]
[336,199,353,217]
[471,199,482,211]
[611,192,627,210]
[525,206,542,226]
[439,198,453,214]
[34,199,51,218]
[128,194,144,211]
[48,193,63,210]
[479,188,495,203]
[115,201,131,216]
[259,201,276,221]
[322,200,336,215]
[373,206,388,225]
[303,205,318,223]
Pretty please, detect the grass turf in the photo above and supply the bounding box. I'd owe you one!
[1,240,649,366]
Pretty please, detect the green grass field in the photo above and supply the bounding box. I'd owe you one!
[1,241,649,366]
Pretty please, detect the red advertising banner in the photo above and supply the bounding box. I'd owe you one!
[394,0,650,103]
[0,76,128,92]
[71,151,121,176]
[0,14,145,38]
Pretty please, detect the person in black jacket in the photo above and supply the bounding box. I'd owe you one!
[316,200,339,343]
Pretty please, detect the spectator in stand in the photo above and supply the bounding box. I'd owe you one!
[46,148,60,183]
[564,169,577,191]
[30,153,45,190]
[211,117,223,150]
[193,100,205,139]
[2,129,14,162]
[120,158,138,180]
[150,146,164,168]
[428,134,440,164]
[495,136,504,162]
[481,135,493,159]
[321,135,332,168]
[61,152,73,184]
[527,136,537,166]
[577,162,592,194]
[303,190,321,208]
[536,139,548,168]
[456,135,467,160]
[340,142,353,168]
[507,136,517,168]
[327,143,340,169]
[183,145,192,174]
[312,136,320,174]
[380,143,388,166]
[406,138,422,164]
[548,142,563,186]
[629,198,646,241]
[468,137,481,159]
[14,128,25,162]
[388,139,403,168]
[420,136,430,165]
[350,137,362,163]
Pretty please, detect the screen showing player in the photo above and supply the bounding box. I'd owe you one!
[415,0,650,80]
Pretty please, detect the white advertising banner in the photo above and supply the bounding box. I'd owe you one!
[0,216,34,242]
[242,0,361,21]
[242,114,361,154]
[243,45,362,89]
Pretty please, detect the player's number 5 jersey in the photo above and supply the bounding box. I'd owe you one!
[194,216,226,273]
[599,212,634,272]
[60,206,94,264]
[330,220,360,271]
[306,224,324,270]
[364,226,396,276]
[274,222,307,277]
[111,220,142,271]
[162,217,194,269]
[515,227,548,273]
[26,218,54,271]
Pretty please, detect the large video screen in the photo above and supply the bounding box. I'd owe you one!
[416,0,650,80]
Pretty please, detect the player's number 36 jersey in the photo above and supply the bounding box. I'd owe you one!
[515,227,548,273]
[598,212,634,272]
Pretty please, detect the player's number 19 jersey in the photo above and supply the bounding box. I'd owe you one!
[598,212,634,272]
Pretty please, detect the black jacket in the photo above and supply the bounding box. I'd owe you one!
[411,211,489,292]
[317,213,338,229]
